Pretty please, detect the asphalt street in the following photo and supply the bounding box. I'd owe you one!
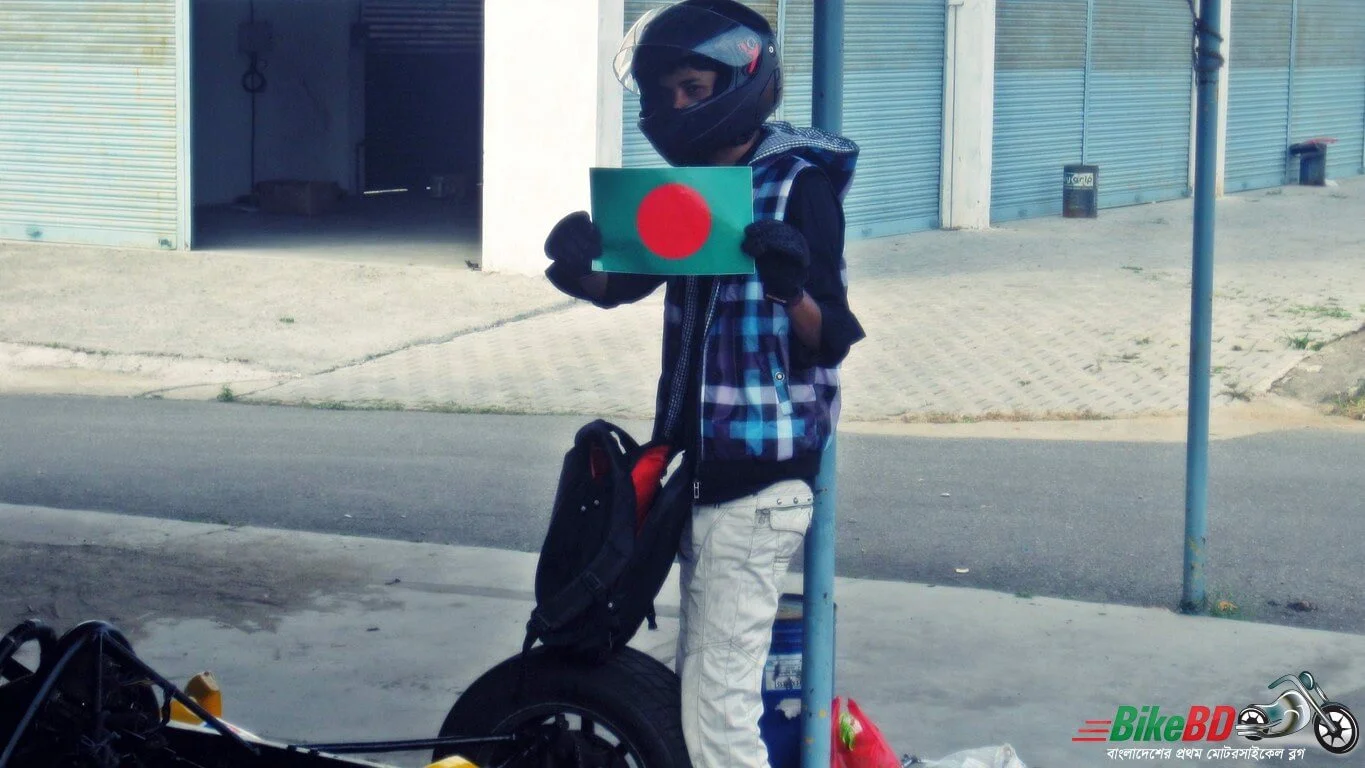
[1,394,1361,635]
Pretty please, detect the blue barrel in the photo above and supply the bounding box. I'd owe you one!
[760,593,834,768]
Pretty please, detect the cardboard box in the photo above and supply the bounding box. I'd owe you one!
[255,180,342,216]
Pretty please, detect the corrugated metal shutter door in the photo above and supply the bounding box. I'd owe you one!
[777,0,814,127]
[362,0,482,54]
[621,0,779,168]
[842,0,944,238]
[1087,0,1192,208]
[1292,0,1365,179]
[1226,0,1294,192]
[0,0,181,249]
[991,0,1088,222]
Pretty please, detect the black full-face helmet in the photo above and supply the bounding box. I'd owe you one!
[614,0,781,166]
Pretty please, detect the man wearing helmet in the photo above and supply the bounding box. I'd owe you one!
[543,2,863,765]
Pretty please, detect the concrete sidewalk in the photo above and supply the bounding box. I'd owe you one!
[1,179,1363,424]
[3,503,1361,768]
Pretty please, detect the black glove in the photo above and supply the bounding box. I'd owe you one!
[742,220,810,305]
[544,211,602,280]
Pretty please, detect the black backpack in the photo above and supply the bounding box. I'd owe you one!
[525,420,694,662]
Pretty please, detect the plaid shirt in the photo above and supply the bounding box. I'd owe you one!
[657,123,859,465]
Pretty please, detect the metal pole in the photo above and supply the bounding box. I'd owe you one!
[811,0,845,135]
[804,6,843,766]
[1182,0,1224,615]
[802,436,837,768]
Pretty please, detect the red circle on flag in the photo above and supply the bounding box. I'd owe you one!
[636,183,712,260]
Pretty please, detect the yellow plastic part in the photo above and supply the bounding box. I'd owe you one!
[423,756,479,768]
[168,671,223,724]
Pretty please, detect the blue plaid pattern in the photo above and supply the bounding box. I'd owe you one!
[655,123,858,463]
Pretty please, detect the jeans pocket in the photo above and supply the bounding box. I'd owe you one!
[762,502,813,575]
[766,504,813,536]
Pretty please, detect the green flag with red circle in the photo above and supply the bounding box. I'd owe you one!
[590,167,755,276]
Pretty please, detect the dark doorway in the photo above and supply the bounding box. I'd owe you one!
[361,0,483,199]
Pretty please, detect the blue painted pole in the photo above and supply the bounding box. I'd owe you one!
[804,4,842,766]
[1182,0,1224,615]
[810,0,844,135]
[802,436,837,768]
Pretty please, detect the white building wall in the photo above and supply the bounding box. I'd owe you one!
[1215,0,1232,196]
[482,0,621,274]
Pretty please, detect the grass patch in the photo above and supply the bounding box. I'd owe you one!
[1285,331,1320,350]
[292,399,573,416]
[1135,337,1152,346]
[901,409,1110,424]
[37,342,113,356]
[279,316,295,324]
[1290,304,1352,320]
[1330,381,1365,421]
[220,396,591,418]
[1121,265,1143,274]
[216,386,236,403]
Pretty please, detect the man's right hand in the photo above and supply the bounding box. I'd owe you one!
[544,211,602,279]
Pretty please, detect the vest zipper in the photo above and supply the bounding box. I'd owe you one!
[661,277,699,442]
[692,282,721,501]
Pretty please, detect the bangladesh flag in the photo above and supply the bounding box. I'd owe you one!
[590,167,756,276]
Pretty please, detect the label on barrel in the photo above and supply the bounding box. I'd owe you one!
[765,653,803,691]
[1066,171,1096,189]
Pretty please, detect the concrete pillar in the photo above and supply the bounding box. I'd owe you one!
[940,0,996,230]
[597,2,626,169]
[482,0,622,274]
[1204,0,1232,196]
[177,0,193,248]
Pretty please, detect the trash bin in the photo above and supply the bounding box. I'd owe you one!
[1063,164,1099,218]
[1289,140,1332,186]
[758,593,836,768]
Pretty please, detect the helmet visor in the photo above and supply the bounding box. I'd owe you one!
[614,5,769,94]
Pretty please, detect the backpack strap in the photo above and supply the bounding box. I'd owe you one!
[527,568,611,638]
[578,419,641,462]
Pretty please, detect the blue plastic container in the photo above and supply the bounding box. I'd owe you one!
[760,593,832,768]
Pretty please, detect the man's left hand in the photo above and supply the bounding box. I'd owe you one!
[742,220,810,305]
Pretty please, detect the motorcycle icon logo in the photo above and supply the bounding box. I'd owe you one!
[1235,671,1358,755]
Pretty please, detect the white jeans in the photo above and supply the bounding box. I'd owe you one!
[676,479,814,768]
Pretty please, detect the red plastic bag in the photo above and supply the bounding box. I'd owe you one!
[831,697,900,768]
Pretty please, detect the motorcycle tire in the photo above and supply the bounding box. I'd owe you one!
[1236,706,1268,741]
[1313,702,1358,755]
[434,646,688,768]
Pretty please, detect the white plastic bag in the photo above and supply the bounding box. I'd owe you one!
[913,744,1026,768]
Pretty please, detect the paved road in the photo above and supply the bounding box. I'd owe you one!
[2,395,1361,634]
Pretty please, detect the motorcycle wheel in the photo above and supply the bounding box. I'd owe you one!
[1313,702,1358,755]
[1236,707,1268,741]
[434,647,688,768]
